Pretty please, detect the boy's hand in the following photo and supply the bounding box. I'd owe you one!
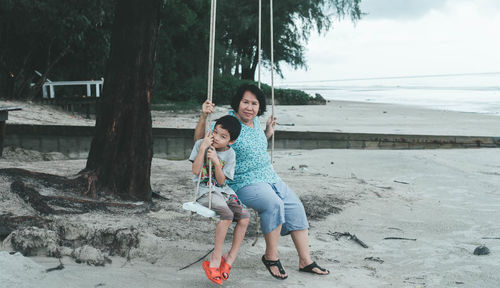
[200,133,213,151]
[206,146,219,163]
[202,100,215,117]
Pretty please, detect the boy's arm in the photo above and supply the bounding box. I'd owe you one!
[211,157,226,185]
[194,100,215,141]
[191,146,207,175]
[191,134,213,175]
[206,147,226,185]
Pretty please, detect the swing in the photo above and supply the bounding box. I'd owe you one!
[182,0,276,220]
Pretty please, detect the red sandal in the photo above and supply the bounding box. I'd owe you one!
[220,257,232,280]
[202,260,223,285]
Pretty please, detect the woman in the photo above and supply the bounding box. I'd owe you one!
[194,84,328,279]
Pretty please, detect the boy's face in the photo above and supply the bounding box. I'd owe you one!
[212,124,235,149]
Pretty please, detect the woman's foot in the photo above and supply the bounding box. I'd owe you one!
[262,255,288,279]
[299,260,329,275]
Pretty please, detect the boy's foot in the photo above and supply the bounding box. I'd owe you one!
[209,253,222,268]
[202,260,223,285]
[220,257,232,280]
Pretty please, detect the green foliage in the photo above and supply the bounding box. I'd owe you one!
[154,73,324,108]
[0,0,361,103]
[260,85,326,105]
[0,0,113,99]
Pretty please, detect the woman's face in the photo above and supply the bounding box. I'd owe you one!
[237,91,259,124]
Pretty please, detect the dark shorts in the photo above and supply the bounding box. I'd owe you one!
[199,191,250,221]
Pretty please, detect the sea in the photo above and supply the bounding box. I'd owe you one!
[280,73,500,116]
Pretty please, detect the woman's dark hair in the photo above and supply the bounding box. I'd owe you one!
[231,84,267,116]
[215,115,241,141]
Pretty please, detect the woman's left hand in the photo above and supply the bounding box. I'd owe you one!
[266,115,277,139]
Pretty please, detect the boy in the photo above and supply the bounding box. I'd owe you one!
[189,115,250,285]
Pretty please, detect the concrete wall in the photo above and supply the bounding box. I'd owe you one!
[4,124,499,160]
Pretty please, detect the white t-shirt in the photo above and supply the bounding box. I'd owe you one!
[189,139,236,199]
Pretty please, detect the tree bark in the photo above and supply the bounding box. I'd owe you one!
[240,48,258,81]
[83,0,162,201]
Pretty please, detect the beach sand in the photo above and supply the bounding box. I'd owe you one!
[1,100,500,287]
[5,99,500,136]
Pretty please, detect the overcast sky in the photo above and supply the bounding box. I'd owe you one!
[274,0,500,84]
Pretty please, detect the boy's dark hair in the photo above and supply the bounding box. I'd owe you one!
[231,84,267,116]
[215,115,241,141]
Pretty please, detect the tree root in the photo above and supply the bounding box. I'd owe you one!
[10,180,138,215]
[0,214,51,240]
[0,168,140,216]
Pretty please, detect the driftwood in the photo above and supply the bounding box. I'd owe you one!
[482,237,500,240]
[364,256,384,264]
[383,237,417,241]
[46,258,64,272]
[152,190,169,200]
[179,248,215,271]
[328,231,369,248]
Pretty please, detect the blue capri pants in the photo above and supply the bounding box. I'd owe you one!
[235,181,309,236]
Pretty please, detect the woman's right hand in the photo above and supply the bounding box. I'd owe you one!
[202,100,215,117]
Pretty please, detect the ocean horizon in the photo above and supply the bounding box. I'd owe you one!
[279,73,500,116]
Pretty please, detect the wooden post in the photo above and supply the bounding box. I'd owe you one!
[0,107,23,157]
[0,120,5,157]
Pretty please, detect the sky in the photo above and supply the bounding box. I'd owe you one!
[272,0,500,85]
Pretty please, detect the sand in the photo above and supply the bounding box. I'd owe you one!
[1,100,500,287]
[4,99,500,136]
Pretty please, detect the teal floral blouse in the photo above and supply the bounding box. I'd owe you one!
[227,110,281,192]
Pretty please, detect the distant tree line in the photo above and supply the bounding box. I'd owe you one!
[0,0,361,105]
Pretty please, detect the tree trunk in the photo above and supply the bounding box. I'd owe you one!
[240,48,258,81]
[83,0,161,201]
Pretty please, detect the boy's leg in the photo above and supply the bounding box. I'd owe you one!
[199,192,235,268]
[223,197,250,265]
[211,219,232,267]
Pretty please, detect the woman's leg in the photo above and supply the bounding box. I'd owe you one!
[275,182,328,274]
[263,224,288,279]
[236,183,287,278]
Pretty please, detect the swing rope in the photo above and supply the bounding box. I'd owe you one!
[269,0,275,163]
[190,0,217,215]
[205,0,217,211]
[187,0,275,220]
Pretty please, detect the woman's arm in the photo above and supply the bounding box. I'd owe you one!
[194,100,215,141]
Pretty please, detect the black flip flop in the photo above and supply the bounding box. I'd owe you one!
[261,255,288,280]
[299,261,330,275]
